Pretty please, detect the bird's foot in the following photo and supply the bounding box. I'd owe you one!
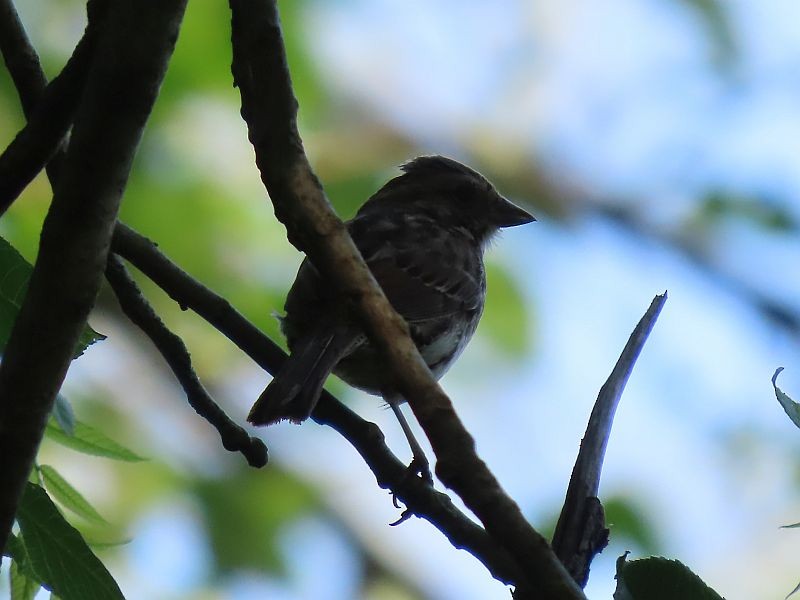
[388,456,433,525]
[407,455,433,486]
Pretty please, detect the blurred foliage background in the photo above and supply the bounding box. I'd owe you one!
[3,0,800,598]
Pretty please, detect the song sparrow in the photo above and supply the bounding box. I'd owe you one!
[248,156,534,474]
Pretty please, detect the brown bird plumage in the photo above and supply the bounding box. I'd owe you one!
[248,156,534,467]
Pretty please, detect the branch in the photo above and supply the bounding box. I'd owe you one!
[110,222,524,584]
[105,254,267,467]
[0,0,106,212]
[227,2,584,597]
[0,0,47,117]
[0,0,187,557]
[552,292,667,584]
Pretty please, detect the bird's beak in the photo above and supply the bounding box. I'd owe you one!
[493,197,536,228]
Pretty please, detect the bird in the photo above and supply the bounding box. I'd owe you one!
[248,155,534,479]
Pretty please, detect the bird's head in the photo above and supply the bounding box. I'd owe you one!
[365,155,535,244]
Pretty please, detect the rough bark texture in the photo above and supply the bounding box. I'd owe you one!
[228,1,585,597]
[0,0,187,557]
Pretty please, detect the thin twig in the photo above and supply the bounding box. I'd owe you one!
[552,292,667,584]
[227,2,584,597]
[110,222,524,585]
[105,255,267,467]
[0,0,107,212]
[0,0,47,117]
[0,0,187,559]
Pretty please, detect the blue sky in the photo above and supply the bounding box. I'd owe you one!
[5,1,800,598]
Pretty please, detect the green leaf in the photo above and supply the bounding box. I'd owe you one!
[52,395,76,436]
[671,0,737,72]
[4,534,40,585]
[10,558,41,600]
[16,482,125,600]
[604,496,660,554]
[614,554,725,600]
[325,171,385,219]
[44,420,146,462]
[700,192,796,231]
[194,467,320,575]
[0,235,106,357]
[85,539,132,551]
[4,532,22,558]
[772,368,800,429]
[39,464,107,525]
[482,261,530,356]
[781,522,800,529]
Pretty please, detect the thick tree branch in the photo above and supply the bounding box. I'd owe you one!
[105,254,268,467]
[552,292,667,584]
[0,0,267,468]
[227,2,584,597]
[0,0,187,557]
[110,222,524,584]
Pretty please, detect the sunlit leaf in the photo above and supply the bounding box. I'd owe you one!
[0,236,105,357]
[85,539,132,551]
[482,260,530,356]
[10,558,40,600]
[40,464,108,525]
[614,553,724,600]
[325,171,384,220]
[52,394,76,436]
[16,483,124,600]
[672,0,737,72]
[604,496,660,554]
[45,420,147,462]
[280,0,328,127]
[699,192,796,232]
[772,368,800,429]
[194,466,321,575]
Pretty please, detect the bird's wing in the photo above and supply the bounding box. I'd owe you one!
[354,222,484,323]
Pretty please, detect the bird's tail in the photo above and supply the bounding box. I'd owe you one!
[248,329,354,426]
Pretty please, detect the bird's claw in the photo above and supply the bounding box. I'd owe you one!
[388,456,433,523]
[389,508,413,527]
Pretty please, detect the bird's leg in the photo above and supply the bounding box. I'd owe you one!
[388,400,433,485]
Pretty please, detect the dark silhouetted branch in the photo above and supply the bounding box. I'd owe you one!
[0,0,187,558]
[105,254,268,467]
[111,222,524,585]
[0,0,108,212]
[227,2,584,597]
[553,292,667,584]
[0,0,47,117]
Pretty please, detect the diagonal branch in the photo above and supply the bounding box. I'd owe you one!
[0,0,47,117]
[0,0,107,212]
[105,254,268,468]
[0,0,187,558]
[0,0,268,471]
[110,222,524,585]
[552,292,667,584]
[227,1,584,597]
